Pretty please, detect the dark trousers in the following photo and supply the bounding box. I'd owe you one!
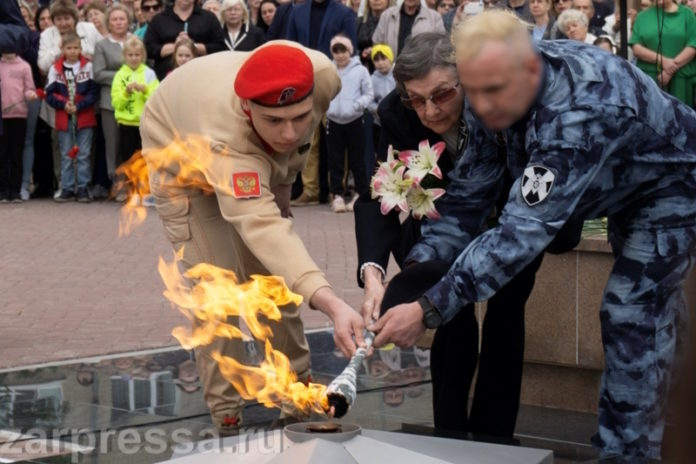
[117,124,142,166]
[319,124,329,202]
[466,253,543,437]
[32,118,55,196]
[93,116,110,188]
[0,118,27,195]
[326,118,368,196]
[380,256,541,439]
[370,122,381,177]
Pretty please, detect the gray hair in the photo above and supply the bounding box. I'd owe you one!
[393,32,455,95]
[220,0,249,24]
[557,8,589,34]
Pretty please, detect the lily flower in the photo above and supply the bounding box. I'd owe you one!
[399,140,445,183]
[371,162,412,215]
[407,184,446,220]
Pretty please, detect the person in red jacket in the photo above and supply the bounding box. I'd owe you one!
[45,31,99,203]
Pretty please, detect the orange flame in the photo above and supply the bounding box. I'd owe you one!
[158,251,329,415]
[117,135,237,237]
[122,134,330,417]
[116,152,149,237]
[214,342,330,416]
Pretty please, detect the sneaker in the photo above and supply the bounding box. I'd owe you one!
[20,188,30,201]
[290,192,319,206]
[53,189,62,200]
[55,189,76,203]
[345,193,360,212]
[76,187,93,203]
[91,184,109,200]
[330,195,346,213]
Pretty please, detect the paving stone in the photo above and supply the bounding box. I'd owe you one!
[0,200,364,368]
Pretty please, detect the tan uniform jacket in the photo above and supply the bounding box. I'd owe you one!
[140,41,341,304]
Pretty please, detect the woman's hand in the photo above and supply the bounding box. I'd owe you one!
[661,56,678,75]
[361,266,385,326]
[658,70,672,88]
[310,287,366,358]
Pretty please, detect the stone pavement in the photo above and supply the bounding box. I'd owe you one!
[0,199,364,369]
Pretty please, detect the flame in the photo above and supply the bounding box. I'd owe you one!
[117,135,237,237]
[122,134,331,417]
[158,250,329,416]
[214,342,330,416]
[116,152,149,237]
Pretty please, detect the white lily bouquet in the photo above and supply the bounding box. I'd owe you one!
[370,140,446,220]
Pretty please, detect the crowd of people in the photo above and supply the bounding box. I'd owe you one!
[3,0,694,206]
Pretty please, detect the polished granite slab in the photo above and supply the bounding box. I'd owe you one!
[0,329,653,463]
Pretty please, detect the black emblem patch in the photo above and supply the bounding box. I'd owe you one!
[521,165,555,206]
[277,87,296,105]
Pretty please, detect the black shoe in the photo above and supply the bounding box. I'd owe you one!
[0,193,9,204]
[9,192,22,203]
[55,190,76,203]
[76,187,92,203]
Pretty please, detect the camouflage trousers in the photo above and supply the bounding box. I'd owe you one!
[592,202,696,458]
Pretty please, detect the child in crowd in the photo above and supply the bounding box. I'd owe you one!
[367,44,395,167]
[111,36,159,205]
[326,33,373,213]
[593,35,617,54]
[171,39,197,72]
[0,52,37,203]
[45,32,99,203]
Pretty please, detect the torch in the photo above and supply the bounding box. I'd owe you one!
[322,331,375,418]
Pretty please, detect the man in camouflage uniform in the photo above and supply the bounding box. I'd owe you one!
[371,10,696,459]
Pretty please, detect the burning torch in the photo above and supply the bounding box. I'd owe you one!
[322,330,375,418]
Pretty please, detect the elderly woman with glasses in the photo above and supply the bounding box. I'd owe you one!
[354,32,581,438]
[557,8,596,43]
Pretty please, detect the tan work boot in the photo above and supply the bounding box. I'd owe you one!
[290,192,319,206]
[211,410,243,436]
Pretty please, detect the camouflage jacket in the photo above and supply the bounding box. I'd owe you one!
[407,40,696,323]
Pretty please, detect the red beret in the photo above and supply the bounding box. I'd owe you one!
[235,45,314,107]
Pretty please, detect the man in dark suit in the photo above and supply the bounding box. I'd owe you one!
[286,0,357,58]
[266,0,303,41]
[286,0,357,205]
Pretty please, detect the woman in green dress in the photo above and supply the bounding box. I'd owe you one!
[630,0,696,106]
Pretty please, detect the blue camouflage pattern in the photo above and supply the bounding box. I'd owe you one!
[407,40,696,458]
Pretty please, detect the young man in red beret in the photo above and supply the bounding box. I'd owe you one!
[140,42,367,434]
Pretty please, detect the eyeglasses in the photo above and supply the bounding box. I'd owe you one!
[401,83,460,111]
[142,4,162,11]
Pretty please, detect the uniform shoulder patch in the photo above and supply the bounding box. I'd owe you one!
[232,171,261,199]
[521,165,555,206]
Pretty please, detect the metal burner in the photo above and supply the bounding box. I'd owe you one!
[306,422,342,433]
[284,422,361,443]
